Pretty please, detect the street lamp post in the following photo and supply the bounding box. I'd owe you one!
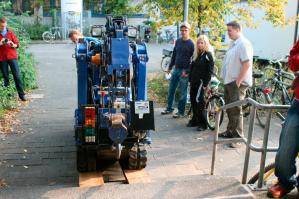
[183,0,189,22]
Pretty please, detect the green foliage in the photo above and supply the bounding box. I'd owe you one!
[143,20,158,33]
[148,74,169,104]
[0,84,17,111]
[24,24,49,40]
[18,52,38,90]
[140,0,291,48]
[105,0,136,16]
[0,1,38,117]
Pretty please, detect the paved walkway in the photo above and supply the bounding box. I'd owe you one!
[0,44,297,198]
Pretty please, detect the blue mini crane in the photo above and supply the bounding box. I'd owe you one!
[74,16,155,172]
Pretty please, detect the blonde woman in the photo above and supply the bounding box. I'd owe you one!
[187,35,214,131]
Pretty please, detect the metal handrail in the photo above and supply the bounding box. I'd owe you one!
[210,97,290,189]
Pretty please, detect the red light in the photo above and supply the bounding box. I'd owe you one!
[263,88,271,94]
[85,107,96,128]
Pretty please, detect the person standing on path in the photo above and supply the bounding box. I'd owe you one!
[187,35,214,131]
[0,17,26,101]
[219,21,253,146]
[161,22,194,118]
[267,40,299,198]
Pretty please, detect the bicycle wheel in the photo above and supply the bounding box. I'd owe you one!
[205,95,224,130]
[56,30,62,40]
[243,89,253,118]
[42,31,53,43]
[248,162,276,185]
[267,83,285,105]
[254,89,270,128]
[161,57,171,72]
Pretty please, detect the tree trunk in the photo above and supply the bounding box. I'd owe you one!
[197,3,204,36]
[13,0,23,15]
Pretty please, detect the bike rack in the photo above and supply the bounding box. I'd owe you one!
[210,98,290,190]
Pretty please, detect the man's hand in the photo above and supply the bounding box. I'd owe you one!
[0,38,4,46]
[7,40,16,48]
[236,60,250,88]
[235,79,241,88]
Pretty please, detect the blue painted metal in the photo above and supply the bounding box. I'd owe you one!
[108,127,128,144]
[131,43,149,100]
[108,38,130,74]
[76,43,88,107]
[136,44,149,100]
[74,17,153,161]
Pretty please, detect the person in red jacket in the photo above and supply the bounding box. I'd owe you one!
[267,40,299,198]
[0,17,26,101]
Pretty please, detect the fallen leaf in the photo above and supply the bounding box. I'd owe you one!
[0,179,8,187]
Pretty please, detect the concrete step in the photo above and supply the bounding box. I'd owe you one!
[1,174,256,199]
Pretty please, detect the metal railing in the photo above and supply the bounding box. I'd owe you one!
[210,98,290,189]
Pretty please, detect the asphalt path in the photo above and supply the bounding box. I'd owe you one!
[0,43,297,198]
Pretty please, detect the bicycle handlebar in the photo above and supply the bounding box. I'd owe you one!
[268,56,288,65]
[265,66,295,80]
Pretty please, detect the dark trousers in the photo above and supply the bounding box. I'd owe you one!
[224,81,248,135]
[275,99,299,190]
[166,68,189,115]
[190,82,207,128]
[0,59,25,97]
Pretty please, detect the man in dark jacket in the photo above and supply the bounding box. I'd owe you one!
[0,17,26,101]
[161,22,194,118]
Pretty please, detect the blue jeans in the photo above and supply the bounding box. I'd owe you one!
[0,59,25,97]
[275,99,299,190]
[166,68,189,115]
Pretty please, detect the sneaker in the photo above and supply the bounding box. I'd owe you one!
[267,183,292,198]
[197,126,207,131]
[186,121,197,127]
[219,130,242,139]
[161,109,173,115]
[218,131,234,138]
[19,95,27,101]
[228,142,242,148]
[173,113,184,118]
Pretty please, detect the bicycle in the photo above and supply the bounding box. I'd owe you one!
[244,59,295,128]
[256,64,295,124]
[160,48,173,72]
[204,76,225,130]
[243,72,273,128]
[42,27,63,43]
[263,66,294,105]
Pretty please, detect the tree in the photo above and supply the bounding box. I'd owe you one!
[104,0,136,16]
[141,0,293,45]
[13,0,23,15]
